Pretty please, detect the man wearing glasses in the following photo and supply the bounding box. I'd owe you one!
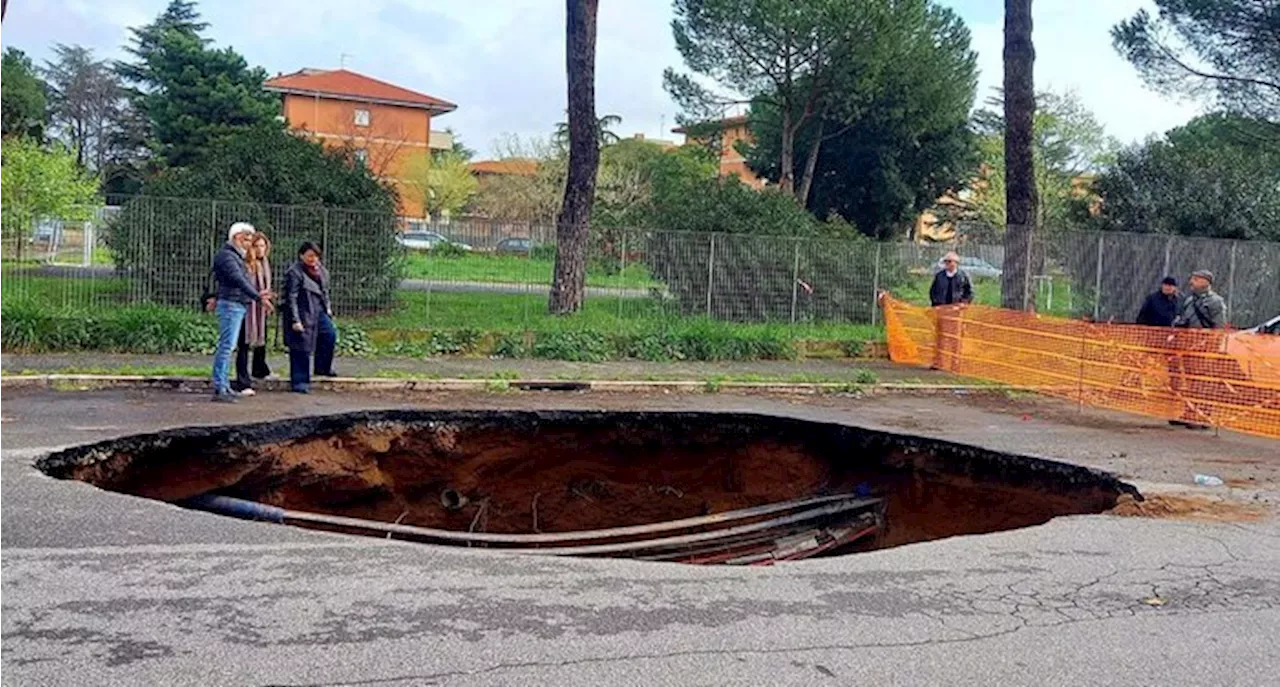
[929,251,974,371]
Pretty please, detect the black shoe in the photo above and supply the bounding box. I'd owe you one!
[212,391,239,403]
[315,370,339,378]
[291,386,310,394]
[1169,419,1210,430]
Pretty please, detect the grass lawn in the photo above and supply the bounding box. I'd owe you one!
[400,252,660,289]
[359,290,881,342]
[0,268,130,307]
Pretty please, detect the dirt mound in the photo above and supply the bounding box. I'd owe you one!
[1109,493,1270,522]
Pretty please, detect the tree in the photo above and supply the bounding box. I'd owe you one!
[404,150,478,220]
[743,0,979,238]
[665,0,882,198]
[468,134,564,222]
[434,127,475,161]
[549,0,601,315]
[969,90,1115,232]
[112,125,399,310]
[116,0,278,169]
[1113,0,1280,131]
[1002,0,1037,310]
[2,49,48,140]
[1,138,99,259]
[333,117,413,179]
[1092,114,1280,241]
[43,44,128,170]
[554,113,622,148]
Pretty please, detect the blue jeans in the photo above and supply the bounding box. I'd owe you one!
[290,312,337,391]
[212,300,248,394]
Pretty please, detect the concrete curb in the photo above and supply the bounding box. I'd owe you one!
[0,373,1035,396]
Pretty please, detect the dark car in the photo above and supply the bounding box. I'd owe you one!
[496,237,538,255]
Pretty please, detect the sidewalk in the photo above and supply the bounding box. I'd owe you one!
[1,353,956,384]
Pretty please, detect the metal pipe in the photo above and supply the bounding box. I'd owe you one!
[180,493,880,549]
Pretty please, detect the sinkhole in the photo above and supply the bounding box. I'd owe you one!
[36,410,1141,565]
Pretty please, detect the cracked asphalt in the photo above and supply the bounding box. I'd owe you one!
[3,387,1279,686]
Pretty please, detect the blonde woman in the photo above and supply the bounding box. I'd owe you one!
[232,233,274,394]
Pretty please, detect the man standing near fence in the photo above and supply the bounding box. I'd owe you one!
[1168,270,1228,428]
[1136,277,1180,327]
[211,223,271,403]
[928,252,974,371]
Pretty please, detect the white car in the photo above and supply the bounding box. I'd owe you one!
[934,256,1002,279]
[396,231,472,252]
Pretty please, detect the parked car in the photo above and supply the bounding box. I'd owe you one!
[495,237,538,255]
[396,231,472,252]
[31,218,63,246]
[933,255,1002,279]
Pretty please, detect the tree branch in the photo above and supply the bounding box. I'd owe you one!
[1152,35,1280,93]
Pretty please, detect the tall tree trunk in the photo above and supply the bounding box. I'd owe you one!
[1001,0,1038,311]
[797,118,825,206]
[778,108,795,194]
[549,0,601,315]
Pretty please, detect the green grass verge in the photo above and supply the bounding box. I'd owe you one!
[362,291,881,361]
[400,252,659,289]
[2,271,883,362]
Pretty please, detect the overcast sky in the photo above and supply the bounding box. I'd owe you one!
[2,0,1201,158]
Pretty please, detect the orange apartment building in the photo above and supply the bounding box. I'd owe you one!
[264,68,457,218]
[672,115,765,189]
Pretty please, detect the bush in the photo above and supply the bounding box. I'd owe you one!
[433,242,469,259]
[335,324,373,357]
[108,126,401,313]
[530,242,557,261]
[0,301,217,354]
[530,330,609,362]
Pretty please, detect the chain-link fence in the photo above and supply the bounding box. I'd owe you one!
[3,196,1279,337]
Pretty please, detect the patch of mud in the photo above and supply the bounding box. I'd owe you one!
[1109,493,1269,522]
[37,410,1143,555]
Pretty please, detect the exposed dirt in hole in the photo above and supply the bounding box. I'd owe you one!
[38,410,1143,555]
[1109,494,1270,522]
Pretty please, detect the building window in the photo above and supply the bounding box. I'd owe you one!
[354,148,368,166]
[354,108,370,127]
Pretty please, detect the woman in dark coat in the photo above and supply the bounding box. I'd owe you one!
[281,241,337,393]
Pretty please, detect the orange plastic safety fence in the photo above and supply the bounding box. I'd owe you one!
[880,295,1280,439]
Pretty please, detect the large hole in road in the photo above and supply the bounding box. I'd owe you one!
[37,411,1141,565]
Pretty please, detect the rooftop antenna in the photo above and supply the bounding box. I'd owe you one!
[340,53,353,68]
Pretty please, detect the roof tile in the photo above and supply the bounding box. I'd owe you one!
[264,69,456,112]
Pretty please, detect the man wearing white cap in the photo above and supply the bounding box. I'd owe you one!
[210,223,272,402]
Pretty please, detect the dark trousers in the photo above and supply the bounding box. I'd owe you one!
[289,312,337,390]
[231,327,270,391]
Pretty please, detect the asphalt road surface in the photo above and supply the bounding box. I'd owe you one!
[3,388,1278,686]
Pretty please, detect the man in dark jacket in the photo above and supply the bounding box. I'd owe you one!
[929,252,973,371]
[929,252,974,306]
[1136,277,1179,327]
[210,223,270,402]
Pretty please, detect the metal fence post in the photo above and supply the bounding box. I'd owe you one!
[1226,240,1237,324]
[321,208,330,254]
[871,242,882,327]
[1023,232,1033,311]
[618,230,628,322]
[706,233,716,317]
[1162,235,1173,277]
[790,239,801,324]
[1093,232,1104,321]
